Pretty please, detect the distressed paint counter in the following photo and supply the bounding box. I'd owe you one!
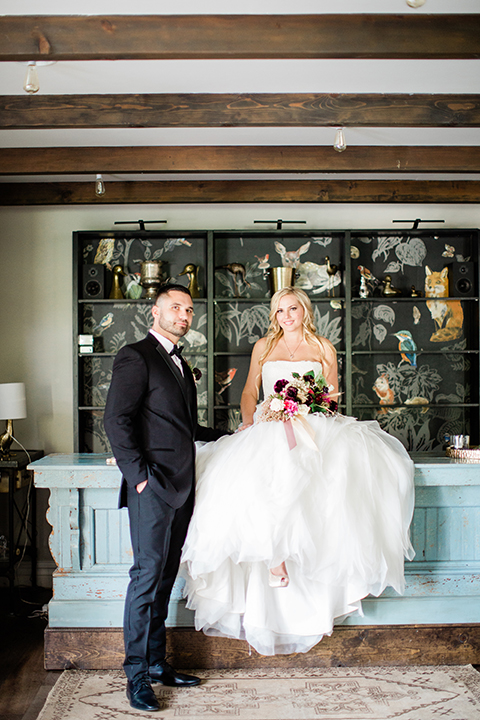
[31,453,480,629]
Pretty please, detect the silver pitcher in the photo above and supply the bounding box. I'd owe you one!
[140,261,164,299]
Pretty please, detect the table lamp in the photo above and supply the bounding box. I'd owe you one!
[0,383,27,459]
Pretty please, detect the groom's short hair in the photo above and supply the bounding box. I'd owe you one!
[154,284,192,303]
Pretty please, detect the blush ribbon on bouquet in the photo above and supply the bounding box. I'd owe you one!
[284,416,319,452]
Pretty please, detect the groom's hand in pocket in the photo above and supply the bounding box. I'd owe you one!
[136,480,148,494]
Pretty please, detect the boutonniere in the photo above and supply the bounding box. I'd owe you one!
[186,360,202,384]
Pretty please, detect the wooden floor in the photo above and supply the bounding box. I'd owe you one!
[2,586,480,720]
[0,587,60,720]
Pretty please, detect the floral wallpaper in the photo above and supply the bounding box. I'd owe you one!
[77,231,477,453]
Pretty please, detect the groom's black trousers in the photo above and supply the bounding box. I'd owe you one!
[123,480,194,683]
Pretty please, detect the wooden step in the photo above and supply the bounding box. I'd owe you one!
[44,625,480,670]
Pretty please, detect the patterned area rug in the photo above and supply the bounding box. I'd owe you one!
[38,666,480,719]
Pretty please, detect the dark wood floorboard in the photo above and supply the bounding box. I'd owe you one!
[0,587,60,720]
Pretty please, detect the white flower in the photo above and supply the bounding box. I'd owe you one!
[297,403,310,416]
[269,397,284,412]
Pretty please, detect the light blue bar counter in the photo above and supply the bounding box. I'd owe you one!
[30,453,480,629]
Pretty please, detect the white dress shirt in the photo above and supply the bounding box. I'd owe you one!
[149,329,184,376]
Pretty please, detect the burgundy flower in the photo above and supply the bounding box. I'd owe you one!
[285,386,298,401]
[274,379,289,393]
[192,367,202,382]
[329,400,338,412]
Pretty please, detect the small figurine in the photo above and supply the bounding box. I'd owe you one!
[109,265,126,299]
[219,263,251,297]
[358,265,379,298]
[359,274,369,298]
[325,256,339,297]
[125,273,143,299]
[255,254,270,269]
[382,275,402,297]
[179,263,200,298]
[410,285,422,298]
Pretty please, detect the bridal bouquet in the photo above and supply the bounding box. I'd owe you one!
[260,370,338,423]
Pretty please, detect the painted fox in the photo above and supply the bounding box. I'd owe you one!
[425,266,464,343]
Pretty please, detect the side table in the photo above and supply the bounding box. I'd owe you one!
[0,450,44,612]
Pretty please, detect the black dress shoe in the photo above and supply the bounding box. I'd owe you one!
[149,660,201,687]
[126,677,160,711]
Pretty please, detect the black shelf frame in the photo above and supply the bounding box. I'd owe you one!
[74,227,480,452]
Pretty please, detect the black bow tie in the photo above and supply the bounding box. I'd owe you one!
[170,345,184,358]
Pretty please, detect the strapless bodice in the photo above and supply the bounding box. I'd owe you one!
[261,360,324,398]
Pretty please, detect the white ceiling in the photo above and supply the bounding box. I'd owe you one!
[1,0,479,183]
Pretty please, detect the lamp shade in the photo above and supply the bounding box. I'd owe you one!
[0,383,27,420]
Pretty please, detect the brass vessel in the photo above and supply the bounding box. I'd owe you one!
[267,267,295,295]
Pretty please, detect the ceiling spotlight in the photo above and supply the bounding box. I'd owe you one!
[333,127,347,153]
[406,0,426,7]
[23,62,40,94]
[95,174,106,197]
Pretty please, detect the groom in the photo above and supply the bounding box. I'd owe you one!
[104,284,225,712]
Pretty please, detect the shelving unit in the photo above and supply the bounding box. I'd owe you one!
[73,228,479,453]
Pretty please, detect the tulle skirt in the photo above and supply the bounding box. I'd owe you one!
[180,412,415,656]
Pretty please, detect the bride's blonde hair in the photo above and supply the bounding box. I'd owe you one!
[259,287,332,365]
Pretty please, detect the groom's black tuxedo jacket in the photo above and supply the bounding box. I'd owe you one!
[104,332,223,509]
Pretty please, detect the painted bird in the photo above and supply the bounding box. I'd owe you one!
[218,263,251,296]
[162,237,192,253]
[215,368,237,395]
[393,330,417,368]
[93,312,114,333]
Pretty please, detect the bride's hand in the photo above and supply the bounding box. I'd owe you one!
[236,422,253,433]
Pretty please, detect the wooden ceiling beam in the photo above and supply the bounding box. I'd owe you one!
[1,180,478,205]
[0,14,478,61]
[1,146,480,175]
[2,94,480,129]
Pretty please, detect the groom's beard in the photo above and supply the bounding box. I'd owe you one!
[157,317,191,339]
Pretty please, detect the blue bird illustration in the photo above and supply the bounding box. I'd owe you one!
[393,331,417,368]
[93,312,114,334]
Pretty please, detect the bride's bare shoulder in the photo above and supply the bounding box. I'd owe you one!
[317,335,336,354]
[252,337,268,354]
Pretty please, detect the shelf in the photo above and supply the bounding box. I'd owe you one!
[352,296,479,302]
[353,403,479,409]
[214,297,345,303]
[79,297,207,304]
[352,350,479,355]
[74,227,480,453]
[78,351,207,357]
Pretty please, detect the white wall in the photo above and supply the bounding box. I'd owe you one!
[1,202,480,455]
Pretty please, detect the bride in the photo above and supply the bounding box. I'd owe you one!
[180,287,415,656]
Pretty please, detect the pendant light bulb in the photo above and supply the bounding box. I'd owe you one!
[333,127,347,153]
[95,174,106,197]
[23,62,39,94]
[406,0,426,6]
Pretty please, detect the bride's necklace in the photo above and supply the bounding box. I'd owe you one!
[283,335,303,359]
